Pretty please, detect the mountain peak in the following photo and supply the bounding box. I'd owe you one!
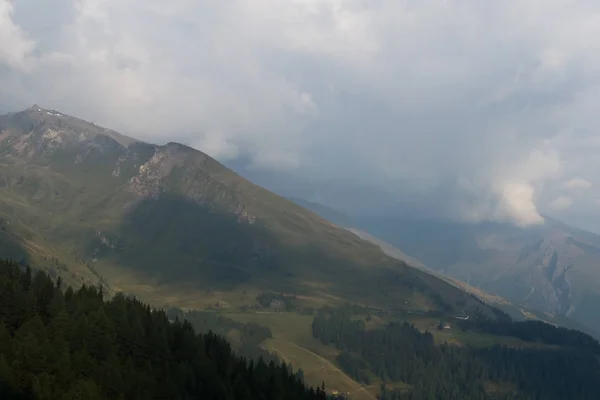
[25,104,64,117]
[1,105,137,149]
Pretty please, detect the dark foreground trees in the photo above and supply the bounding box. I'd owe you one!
[0,259,327,400]
[312,309,600,400]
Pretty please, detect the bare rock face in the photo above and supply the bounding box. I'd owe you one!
[129,149,174,198]
[127,143,257,224]
[0,106,130,161]
[528,242,573,316]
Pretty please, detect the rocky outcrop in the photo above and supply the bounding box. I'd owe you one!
[0,106,128,162]
[534,244,572,316]
[127,143,257,224]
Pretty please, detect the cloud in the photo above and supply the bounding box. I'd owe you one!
[564,178,592,191]
[549,196,573,211]
[499,182,546,226]
[0,0,35,70]
[2,0,600,228]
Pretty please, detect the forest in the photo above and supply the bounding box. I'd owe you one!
[0,259,328,399]
[165,307,281,365]
[312,308,600,400]
[456,314,600,352]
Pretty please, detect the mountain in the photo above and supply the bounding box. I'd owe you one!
[287,198,600,337]
[349,225,600,337]
[350,215,600,334]
[0,105,489,316]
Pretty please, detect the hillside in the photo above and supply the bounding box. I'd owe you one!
[287,198,600,338]
[0,105,489,316]
[311,305,600,400]
[0,259,328,400]
[346,227,600,338]
[350,216,600,335]
[4,260,600,400]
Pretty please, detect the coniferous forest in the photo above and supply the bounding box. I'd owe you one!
[0,259,328,400]
[4,255,600,400]
[165,307,281,365]
[312,308,600,400]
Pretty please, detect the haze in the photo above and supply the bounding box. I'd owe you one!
[2,0,600,231]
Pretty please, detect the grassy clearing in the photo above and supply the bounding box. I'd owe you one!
[262,338,372,399]
[224,311,377,400]
[409,316,559,348]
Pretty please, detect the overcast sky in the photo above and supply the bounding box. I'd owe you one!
[2,0,600,231]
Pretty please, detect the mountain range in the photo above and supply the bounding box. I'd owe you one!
[0,105,489,317]
[288,198,600,336]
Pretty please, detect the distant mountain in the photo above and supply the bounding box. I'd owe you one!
[350,215,600,334]
[290,197,600,337]
[350,226,599,337]
[0,105,490,316]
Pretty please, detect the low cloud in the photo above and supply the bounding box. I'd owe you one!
[2,0,600,228]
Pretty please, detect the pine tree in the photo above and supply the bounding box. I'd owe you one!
[31,373,53,400]
[296,368,305,384]
[63,379,104,400]
[0,354,14,391]
[0,321,13,360]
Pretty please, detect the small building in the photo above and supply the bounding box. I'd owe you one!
[269,299,286,311]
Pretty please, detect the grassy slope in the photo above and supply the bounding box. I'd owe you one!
[226,312,367,398]
[225,311,411,400]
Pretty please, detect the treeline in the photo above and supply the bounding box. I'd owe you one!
[335,352,371,385]
[312,309,600,400]
[0,259,328,399]
[166,307,279,364]
[457,316,600,353]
